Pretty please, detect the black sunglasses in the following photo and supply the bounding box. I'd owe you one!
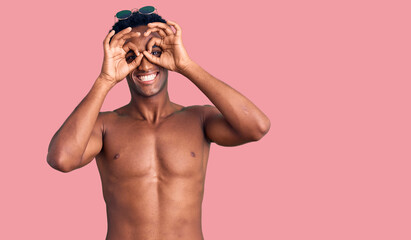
[114,6,157,22]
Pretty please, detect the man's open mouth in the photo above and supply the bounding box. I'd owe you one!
[132,71,159,84]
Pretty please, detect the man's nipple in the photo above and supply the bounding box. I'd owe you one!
[114,153,120,159]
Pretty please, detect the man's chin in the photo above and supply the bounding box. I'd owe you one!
[131,84,164,98]
[126,72,168,98]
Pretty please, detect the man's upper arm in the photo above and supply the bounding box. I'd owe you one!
[202,105,249,146]
[76,113,104,169]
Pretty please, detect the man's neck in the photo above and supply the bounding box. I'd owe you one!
[127,90,176,124]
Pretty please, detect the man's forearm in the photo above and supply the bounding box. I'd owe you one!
[47,77,113,169]
[180,61,270,139]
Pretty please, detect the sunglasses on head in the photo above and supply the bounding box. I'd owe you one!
[114,6,157,22]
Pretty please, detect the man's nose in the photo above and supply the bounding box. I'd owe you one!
[137,54,154,71]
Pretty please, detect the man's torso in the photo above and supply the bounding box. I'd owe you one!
[95,104,210,240]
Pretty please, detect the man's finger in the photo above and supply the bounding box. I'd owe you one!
[146,37,162,54]
[166,20,182,37]
[110,27,132,48]
[118,32,140,47]
[143,51,161,65]
[147,22,174,36]
[128,53,144,70]
[144,28,167,38]
[122,42,140,56]
[103,30,116,50]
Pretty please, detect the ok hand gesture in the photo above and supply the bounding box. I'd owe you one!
[142,20,192,74]
[99,27,144,85]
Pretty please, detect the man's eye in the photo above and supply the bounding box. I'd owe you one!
[152,51,162,57]
[126,55,136,62]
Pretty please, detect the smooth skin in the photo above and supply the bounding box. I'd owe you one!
[47,20,270,240]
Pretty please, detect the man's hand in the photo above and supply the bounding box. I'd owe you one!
[99,27,144,85]
[143,20,192,74]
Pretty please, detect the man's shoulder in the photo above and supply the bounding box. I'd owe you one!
[178,104,218,117]
[98,104,130,118]
[96,109,124,125]
[98,110,120,118]
[180,104,216,112]
[186,104,219,115]
[178,105,221,126]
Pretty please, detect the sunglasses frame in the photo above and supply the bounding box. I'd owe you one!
[114,6,158,22]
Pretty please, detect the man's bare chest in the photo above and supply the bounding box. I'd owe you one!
[96,113,210,179]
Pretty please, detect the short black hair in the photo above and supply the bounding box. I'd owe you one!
[110,11,166,34]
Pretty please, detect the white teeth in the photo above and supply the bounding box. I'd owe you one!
[137,73,157,82]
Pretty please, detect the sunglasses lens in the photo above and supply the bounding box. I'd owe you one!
[116,10,132,19]
[139,6,155,14]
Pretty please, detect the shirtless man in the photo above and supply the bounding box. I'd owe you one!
[47,9,270,240]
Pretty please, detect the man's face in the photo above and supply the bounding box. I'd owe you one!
[125,25,168,98]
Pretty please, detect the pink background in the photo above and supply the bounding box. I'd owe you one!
[1,0,410,239]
